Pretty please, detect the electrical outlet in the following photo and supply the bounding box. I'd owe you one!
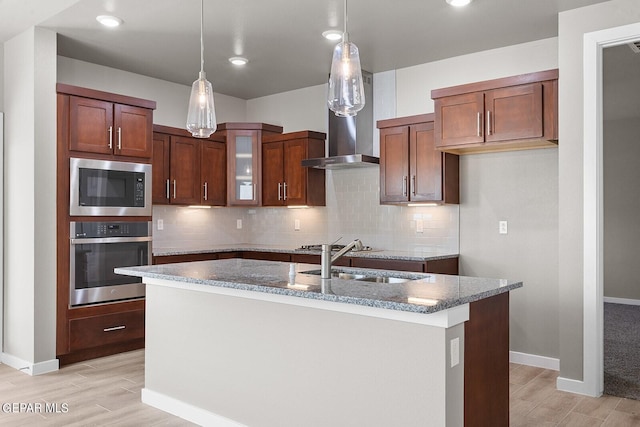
[416,219,424,233]
[157,219,164,231]
[294,219,300,231]
[236,219,242,229]
[499,220,508,234]
[451,337,460,367]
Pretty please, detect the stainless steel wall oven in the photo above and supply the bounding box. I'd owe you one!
[70,221,151,306]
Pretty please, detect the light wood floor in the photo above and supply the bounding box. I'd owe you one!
[1,350,639,426]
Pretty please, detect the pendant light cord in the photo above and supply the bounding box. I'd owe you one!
[344,0,347,35]
[200,0,205,74]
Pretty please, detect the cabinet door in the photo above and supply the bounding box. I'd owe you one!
[434,92,484,147]
[283,139,307,206]
[227,130,260,206]
[262,142,285,206]
[410,122,443,202]
[170,136,201,205]
[152,133,171,204]
[379,126,409,203]
[114,104,153,158]
[201,140,226,206]
[485,83,543,143]
[69,96,114,155]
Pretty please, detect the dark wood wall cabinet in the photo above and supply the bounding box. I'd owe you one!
[152,125,226,206]
[214,122,283,206]
[56,84,156,365]
[377,113,459,205]
[58,84,154,160]
[262,131,326,207]
[431,69,558,154]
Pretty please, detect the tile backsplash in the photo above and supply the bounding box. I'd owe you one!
[152,167,459,253]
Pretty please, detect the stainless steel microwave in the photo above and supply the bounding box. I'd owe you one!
[70,157,152,216]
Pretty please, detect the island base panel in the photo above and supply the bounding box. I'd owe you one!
[143,283,465,427]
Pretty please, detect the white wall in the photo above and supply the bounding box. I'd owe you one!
[57,57,247,126]
[0,43,4,111]
[3,27,58,370]
[396,37,559,117]
[558,0,640,382]
[603,118,640,300]
[246,84,327,133]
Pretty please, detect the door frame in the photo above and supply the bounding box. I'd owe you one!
[582,22,640,397]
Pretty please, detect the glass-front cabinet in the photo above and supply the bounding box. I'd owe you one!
[216,123,283,206]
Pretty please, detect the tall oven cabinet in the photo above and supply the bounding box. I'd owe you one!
[56,84,155,365]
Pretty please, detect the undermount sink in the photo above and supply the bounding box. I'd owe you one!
[300,269,412,283]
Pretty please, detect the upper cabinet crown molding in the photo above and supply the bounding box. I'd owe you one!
[431,69,558,155]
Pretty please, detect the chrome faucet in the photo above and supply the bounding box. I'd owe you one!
[321,239,364,279]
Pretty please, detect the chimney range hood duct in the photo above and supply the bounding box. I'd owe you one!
[302,71,378,169]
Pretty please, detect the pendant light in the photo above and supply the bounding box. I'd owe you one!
[327,0,365,117]
[186,0,217,138]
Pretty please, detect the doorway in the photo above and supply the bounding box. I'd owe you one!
[583,22,640,398]
[602,43,640,399]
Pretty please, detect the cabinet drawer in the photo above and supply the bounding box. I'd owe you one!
[242,251,291,262]
[69,310,145,352]
[350,258,424,272]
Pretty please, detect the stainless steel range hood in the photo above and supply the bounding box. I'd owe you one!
[302,71,378,169]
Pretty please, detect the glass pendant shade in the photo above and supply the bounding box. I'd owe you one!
[328,36,365,117]
[187,71,217,138]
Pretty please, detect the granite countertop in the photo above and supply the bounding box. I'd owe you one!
[152,244,458,262]
[116,259,522,315]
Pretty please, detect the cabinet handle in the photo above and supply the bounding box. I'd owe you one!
[203,182,208,201]
[166,179,170,200]
[283,182,287,201]
[108,126,113,149]
[412,175,416,196]
[253,185,256,201]
[173,180,176,199]
[487,111,492,136]
[103,325,125,332]
[117,127,122,150]
[278,183,282,201]
[402,176,408,196]
[477,112,482,137]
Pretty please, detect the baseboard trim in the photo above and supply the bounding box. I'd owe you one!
[142,388,246,427]
[509,351,559,371]
[556,376,598,396]
[1,352,59,376]
[604,297,640,306]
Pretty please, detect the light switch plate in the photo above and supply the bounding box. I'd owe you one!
[236,219,242,229]
[416,219,424,233]
[451,337,460,367]
[294,219,300,231]
[157,219,164,231]
[499,220,508,234]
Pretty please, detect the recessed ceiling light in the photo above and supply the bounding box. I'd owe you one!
[446,0,473,7]
[322,30,343,41]
[229,57,248,66]
[96,15,123,27]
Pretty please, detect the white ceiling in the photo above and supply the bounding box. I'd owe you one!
[0,0,611,100]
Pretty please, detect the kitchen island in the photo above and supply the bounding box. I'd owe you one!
[116,259,522,427]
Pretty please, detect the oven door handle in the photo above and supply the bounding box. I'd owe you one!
[70,236,152,245]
